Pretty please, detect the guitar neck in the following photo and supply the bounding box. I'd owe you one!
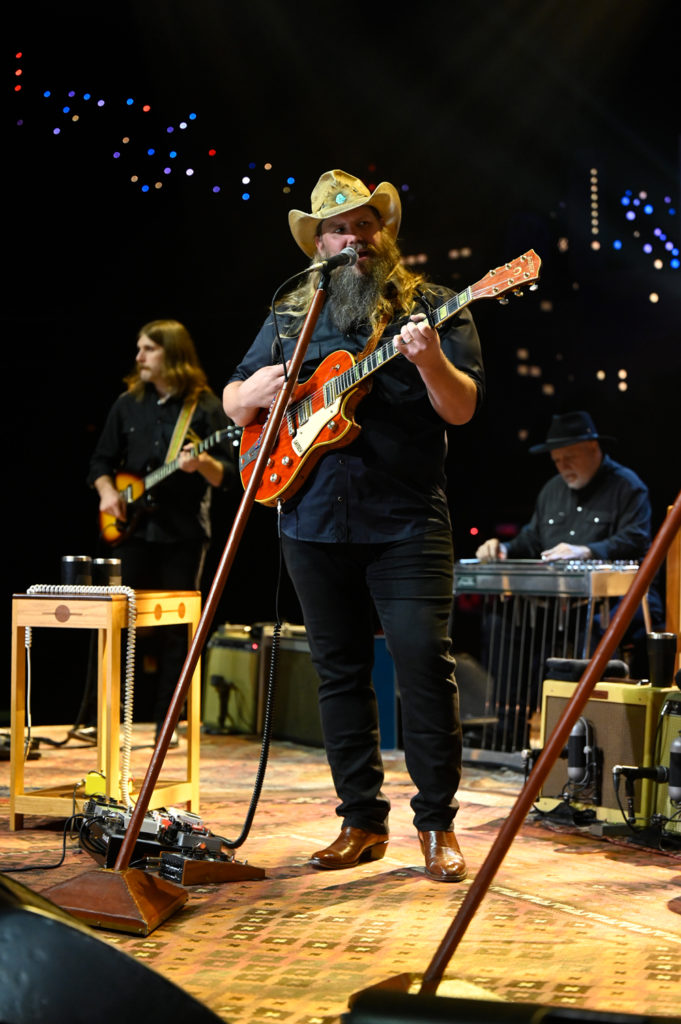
[142,427,236,491]
[323,287,476,405]
[323,249,540,405]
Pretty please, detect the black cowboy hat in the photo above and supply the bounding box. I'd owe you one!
[529,411,616,454]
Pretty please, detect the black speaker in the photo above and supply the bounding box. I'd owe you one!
[345,988,681,1023]
[0,874,222,1023]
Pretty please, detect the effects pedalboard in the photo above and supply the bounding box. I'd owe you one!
[79,797,265,884]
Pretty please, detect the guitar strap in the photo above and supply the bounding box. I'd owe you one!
[165,397,198,463]
[357,310,392,361]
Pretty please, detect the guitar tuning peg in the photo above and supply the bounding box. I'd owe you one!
[498,296,509,305]
[513,289,523,297]
[529,283,538,291]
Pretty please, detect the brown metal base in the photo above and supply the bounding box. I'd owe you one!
[43,866,188,935]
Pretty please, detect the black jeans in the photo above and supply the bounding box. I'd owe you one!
[281,528,462,833]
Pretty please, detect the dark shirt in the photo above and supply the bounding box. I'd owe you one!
[229,288,485,543]
[88,385,238,544]
[504,454,652,561]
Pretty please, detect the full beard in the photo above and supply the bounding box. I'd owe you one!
[325,239,399,335]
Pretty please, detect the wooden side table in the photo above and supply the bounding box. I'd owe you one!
[9,589,202,831]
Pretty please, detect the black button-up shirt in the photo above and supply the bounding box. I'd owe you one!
[504,454,652,561]
[88,386,237,544]
[230,289,485,543]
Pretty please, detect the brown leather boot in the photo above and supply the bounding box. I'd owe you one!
[310,826,389,870]
[418,830,467,882]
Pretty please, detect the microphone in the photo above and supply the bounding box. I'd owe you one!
[308,246,358,273]
[567,717,590,781]
[669,734,681,802]
[612,764,669,784]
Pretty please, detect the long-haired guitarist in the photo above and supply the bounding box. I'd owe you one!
[87,319,238,738]
[223,169,486,881]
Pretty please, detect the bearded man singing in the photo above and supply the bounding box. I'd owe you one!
[223,169,485,881]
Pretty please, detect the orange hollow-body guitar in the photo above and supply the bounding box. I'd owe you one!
[99,425,241,546]
[239,250,542,507]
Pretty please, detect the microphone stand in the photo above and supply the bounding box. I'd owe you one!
[44,269,333,935]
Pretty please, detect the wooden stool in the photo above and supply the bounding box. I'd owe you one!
[9,589,202,830]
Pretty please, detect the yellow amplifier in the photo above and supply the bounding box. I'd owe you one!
[536,679,675,826]
[653,696,681,835]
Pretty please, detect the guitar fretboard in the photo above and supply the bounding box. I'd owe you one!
[143,427,239,490]
[322,287,473,406]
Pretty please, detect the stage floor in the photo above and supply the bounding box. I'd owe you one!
[2,724,681,1023]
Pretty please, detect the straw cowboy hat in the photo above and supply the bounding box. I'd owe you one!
[529,411,616,454]
[288,169,402,257]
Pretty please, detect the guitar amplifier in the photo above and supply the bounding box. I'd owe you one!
[202,624,272,734]
[203,623,399,749]
[265,631,399,750]
[536,679,675,825]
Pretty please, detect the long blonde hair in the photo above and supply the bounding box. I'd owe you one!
[125,319,210,400]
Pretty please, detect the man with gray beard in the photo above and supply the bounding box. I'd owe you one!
[223,169,485,881]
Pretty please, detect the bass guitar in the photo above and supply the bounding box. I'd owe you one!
[239,249,541,506]
[99,425,242,546]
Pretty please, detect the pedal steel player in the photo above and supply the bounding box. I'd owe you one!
[475,410,663,693]
[475,411,652,564]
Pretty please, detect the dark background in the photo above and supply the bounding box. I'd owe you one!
[5,0,680,724]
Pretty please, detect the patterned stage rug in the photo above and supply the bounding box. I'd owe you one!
[2,725,681,1023]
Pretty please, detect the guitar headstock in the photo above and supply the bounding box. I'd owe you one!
[471,249,542,303]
